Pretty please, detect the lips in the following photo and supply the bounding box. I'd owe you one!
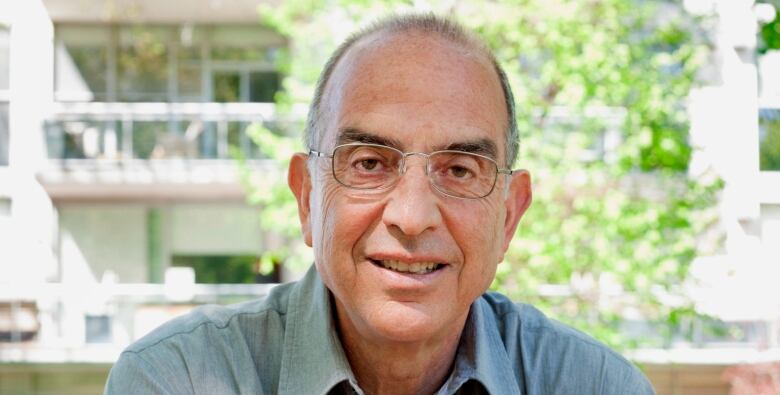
[370,258,444,274]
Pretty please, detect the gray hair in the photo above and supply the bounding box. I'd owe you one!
[304,13,519,167]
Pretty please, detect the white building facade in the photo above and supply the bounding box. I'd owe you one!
[1,1,292,393]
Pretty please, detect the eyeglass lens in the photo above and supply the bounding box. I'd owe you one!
[332,144,498,198]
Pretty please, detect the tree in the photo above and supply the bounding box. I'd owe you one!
[759,0,780,53]
[245,0,722,349]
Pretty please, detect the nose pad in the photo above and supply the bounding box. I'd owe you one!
[399,152,430,176]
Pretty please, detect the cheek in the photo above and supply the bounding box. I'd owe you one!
[313,182,382,268]
[313,182,341,262]
[444,199,506,265]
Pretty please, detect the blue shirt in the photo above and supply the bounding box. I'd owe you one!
[104,265,655,394]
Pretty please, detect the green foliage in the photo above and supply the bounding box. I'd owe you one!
[172,255,270,284]
[247,0,723,349]
[233,123,313,274]
[759,1,780,53]
[760,117,780,170]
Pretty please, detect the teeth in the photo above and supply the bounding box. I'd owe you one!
[378,260,440,274]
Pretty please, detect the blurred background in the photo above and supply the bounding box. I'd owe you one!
[0,0,779,394]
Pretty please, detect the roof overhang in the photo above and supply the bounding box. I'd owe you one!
[41,0,278,24]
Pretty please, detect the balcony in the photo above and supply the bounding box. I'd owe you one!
[39,102,298,201]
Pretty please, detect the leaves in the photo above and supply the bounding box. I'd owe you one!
[247,0,723,349]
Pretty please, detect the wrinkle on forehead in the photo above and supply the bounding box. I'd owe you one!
[319,30,507,154]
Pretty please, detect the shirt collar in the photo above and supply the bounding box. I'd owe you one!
[278,265,359,395]
[438,297,522,395]
[278,266,521,395]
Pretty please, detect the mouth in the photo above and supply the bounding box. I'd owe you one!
[369,258,445,275]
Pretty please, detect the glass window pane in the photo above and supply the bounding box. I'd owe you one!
[117,27,170,102]
[249,71,280,103]
[211,47,268,62]
[213,72,241,103]
[177,47,201,101]
[58,47,108,101]
[209,26,285,48]
[54,26,109,101]
[760,108,780,171]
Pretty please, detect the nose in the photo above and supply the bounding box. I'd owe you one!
[382,157,442,237]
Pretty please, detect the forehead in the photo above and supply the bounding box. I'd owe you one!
[321,31,508,158]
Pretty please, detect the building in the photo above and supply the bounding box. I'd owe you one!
[635,1,780,394]
[0,1,779,394]
[0,1,293,393]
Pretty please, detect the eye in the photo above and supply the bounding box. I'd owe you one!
[435,153,481,180]
[448,165,473,179]
[358,158,381,171]
[348,148,392,173]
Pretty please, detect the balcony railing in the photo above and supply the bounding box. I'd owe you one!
[44,102,301,163]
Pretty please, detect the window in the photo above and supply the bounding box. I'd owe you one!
[249,71,280,103]
[54,25,110,101]
[177,47,203,102]
[760,108,780,171]
[117,27,170,102]
[54,24,284,103]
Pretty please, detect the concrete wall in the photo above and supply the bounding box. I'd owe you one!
[57,203,266,284]
[762,204,780,260]
[166,203,264,256]
[59,205,148,283]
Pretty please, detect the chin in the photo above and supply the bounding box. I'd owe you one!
[365,301,445,343]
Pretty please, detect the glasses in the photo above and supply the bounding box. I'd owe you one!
[309,143,516,199]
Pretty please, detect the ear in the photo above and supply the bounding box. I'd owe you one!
[288,153,313,247]
[501,170,532,254]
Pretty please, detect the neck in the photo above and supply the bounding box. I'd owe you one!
[335,307,467,395]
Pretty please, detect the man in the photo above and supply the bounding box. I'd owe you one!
[106,14,655,395]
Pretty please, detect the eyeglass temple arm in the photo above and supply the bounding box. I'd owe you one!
[308,150,331,158]
[498,168,516,175]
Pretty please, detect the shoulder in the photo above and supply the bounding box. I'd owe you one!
[126,281,294,354]
[478,292,655,394]
[481,291,614,351]
[105,281,298,394]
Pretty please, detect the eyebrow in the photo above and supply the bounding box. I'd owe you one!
[444,139,498,160]
[336,127,499,160]
[337,128,403,149]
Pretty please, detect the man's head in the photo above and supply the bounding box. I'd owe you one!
[305,14,520,169]
[289,14,531,345]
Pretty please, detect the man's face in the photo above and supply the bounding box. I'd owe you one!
[290,32,531,345]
